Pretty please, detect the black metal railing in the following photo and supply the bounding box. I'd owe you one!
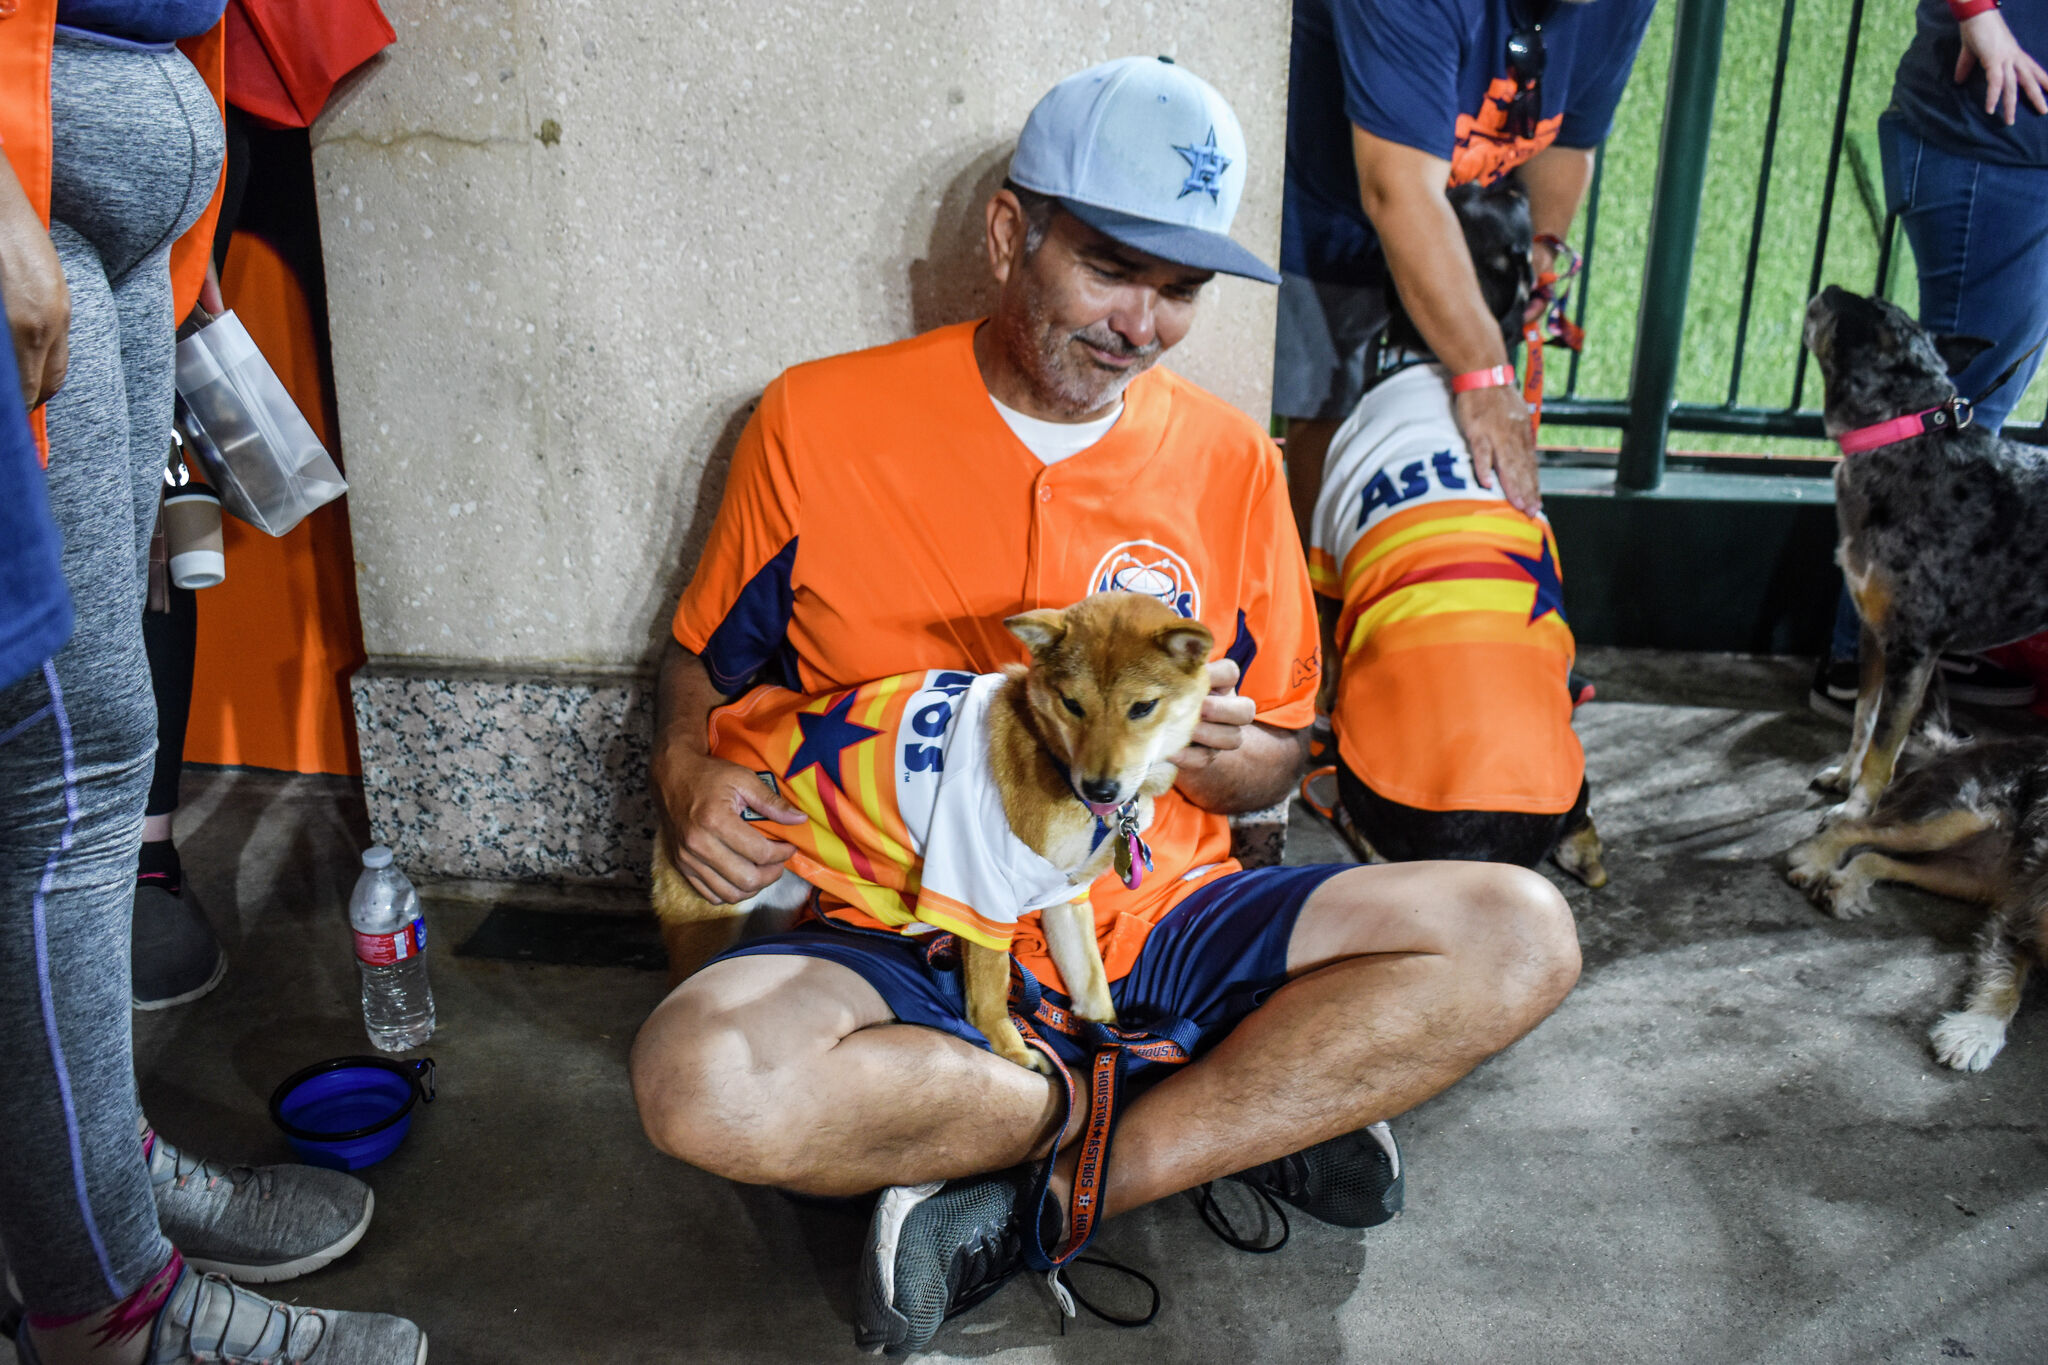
[1541,0,2048,489]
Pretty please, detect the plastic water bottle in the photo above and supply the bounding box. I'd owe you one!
[348,846,435,1051]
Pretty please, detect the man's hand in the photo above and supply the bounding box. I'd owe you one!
[1455,383,1541,515]
[0,160,68,411]
[652,742,807,905]
[1958,10,2048,125]
[650,641,807,904]
[1170,659,1255,774]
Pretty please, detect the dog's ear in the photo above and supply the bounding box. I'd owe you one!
[1154,621,1214,669]
[1933,333,1995,378]
[1005,608,1067,655]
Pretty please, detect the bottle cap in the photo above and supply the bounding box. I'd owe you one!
[361,845,394,869]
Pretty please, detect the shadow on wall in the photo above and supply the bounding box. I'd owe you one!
[635,137,1019,674]
[902,140,1013,336]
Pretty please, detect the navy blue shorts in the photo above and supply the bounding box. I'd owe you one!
[713,864,1351,1086]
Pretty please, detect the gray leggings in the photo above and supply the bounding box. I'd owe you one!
[0,33,223,1317]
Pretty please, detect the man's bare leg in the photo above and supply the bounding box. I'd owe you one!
[630,860,1577,1203]
[1051,860,1577,1219]
[631,953,1064,1194]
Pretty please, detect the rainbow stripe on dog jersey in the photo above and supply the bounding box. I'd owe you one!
[705,669,1091,950]
[1307,364,1582,815]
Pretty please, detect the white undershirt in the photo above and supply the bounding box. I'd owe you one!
[989,393,1123,465]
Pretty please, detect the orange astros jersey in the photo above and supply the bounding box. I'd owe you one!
[1308,364,1582,815]
[672,321,1317,994]
[709,669,1091,953]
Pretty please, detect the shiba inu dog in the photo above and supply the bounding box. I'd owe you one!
[650,591,1213,1072]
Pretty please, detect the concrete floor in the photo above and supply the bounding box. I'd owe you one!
[7,650,2048,1363]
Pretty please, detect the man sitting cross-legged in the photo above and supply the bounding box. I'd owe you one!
[629,57,1581,1355]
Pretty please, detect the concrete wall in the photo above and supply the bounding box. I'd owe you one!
[316,1,1293,883]
[315,0,1290,671]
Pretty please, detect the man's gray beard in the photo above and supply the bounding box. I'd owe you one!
[1028,327,1157,418]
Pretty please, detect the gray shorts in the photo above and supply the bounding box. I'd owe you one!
[1271,271,1392,423]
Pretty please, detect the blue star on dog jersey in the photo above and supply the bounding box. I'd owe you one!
[785,689,883,791]
[1503,539,1568,625]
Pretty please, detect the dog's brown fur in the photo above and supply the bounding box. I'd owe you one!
[1786,736,2048,1071]
[651,591,1212,1072]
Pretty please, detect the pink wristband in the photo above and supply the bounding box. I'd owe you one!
[1948,0,1998,21]
[1450,364,1515,394]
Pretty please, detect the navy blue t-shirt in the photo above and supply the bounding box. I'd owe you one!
[1283,0,1658,285]
[55,0,226,47]
[0,286,74,692]
[1891,0,2048,168]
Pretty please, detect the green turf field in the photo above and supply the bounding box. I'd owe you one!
[1540,0,2048,460]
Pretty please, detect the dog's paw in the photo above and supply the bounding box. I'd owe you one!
[986,1019,1053,1075]
[1930,1011,2007,1072]
[1551,816,1608,890]
[1819,793,1872,826]
[1818,867,1874,919]
[1784,841,1835,892]
[1812,761,1852,795]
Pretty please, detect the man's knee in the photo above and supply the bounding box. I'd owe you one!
[1466,863,1581,1025]
[629,982,819,1186]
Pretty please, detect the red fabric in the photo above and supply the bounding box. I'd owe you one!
[225,0,394,127]
[1985,633,2048,720]
[1947,0,2001,21]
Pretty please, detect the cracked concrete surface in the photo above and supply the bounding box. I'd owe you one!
[5,650,2045,1362]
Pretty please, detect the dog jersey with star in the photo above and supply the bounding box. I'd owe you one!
[705,668,1090,952]
[1308,362,1582,814]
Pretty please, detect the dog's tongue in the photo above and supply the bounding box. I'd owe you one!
[1083,799,1121,819]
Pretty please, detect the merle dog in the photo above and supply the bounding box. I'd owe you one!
[1787,737,2048,1071]
[1801,286,2048,822]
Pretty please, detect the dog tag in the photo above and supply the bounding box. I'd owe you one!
[1113,831,1133,885]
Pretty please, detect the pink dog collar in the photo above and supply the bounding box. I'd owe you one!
[1835,396,1972,454]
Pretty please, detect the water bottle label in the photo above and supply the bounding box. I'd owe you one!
[354,920,427,965]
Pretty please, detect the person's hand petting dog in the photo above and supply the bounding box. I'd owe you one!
[1457,382,1541,514]
[0,158,69,411]
[654,742,806,905]
[1958,8,2048,125]
[1169,658,1257,774]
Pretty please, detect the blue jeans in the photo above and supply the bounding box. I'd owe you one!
[1829,116,2048,660]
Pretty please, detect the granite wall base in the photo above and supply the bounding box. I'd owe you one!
[352,660,1293,891]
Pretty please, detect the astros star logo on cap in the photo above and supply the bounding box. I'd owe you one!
[1174,128,1231,202]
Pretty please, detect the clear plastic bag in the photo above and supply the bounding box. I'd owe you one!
[173,310,347,537]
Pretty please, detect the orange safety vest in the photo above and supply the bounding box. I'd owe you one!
[0,1,226,464]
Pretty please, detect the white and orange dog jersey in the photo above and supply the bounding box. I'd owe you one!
[1308,362,1583,815]
[706,668,1091,953]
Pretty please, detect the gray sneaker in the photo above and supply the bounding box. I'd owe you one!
[9,1268,425,1365]
[150,1131,374,1282]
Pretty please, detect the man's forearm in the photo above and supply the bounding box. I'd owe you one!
[1517,144,1596,264]
[1175,722,1307,815]
[1354,130,1508,376]
[654,639,730,764]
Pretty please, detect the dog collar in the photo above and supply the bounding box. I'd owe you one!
[1835,395,1971,454]
[1051,755,1153,888]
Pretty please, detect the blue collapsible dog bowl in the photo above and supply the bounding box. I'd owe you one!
[269,1056,436,1171]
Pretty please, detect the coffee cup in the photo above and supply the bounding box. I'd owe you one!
[162,486,225,589]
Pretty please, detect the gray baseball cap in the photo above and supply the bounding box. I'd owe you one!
[1007,56,1279,285]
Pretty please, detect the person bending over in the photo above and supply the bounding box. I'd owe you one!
[630,57,1581,1356]
[1275,0,1656,540]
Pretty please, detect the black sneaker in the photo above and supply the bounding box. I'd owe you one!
[1808,656,1860,725]
[132,881,226,1011]
[1939,652,2037,707]
[854,1177,1026,1355]
[1223,1121,1403,1232]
